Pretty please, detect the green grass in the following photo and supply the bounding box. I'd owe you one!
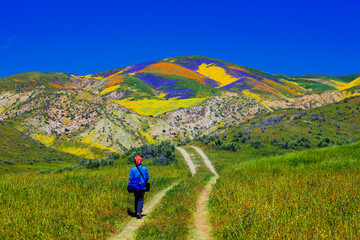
[0,158,186,239]
[135,147,213,240]
[164,76,224,98]
[0,122,81,174]
[293,79,337,92]
[207,142,360,239]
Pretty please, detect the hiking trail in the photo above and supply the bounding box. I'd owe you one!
[110,146,217,240]
[110,147,197,240]
[192,175,218,240]
[176,147,197,176]
[110,182,179,240]
[190,146,219,240]
[191,146,218,177]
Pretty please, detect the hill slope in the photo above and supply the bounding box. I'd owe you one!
[1,55,359,173]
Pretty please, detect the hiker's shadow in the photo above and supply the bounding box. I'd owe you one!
[127,208,147,218]
[127,208,137,217]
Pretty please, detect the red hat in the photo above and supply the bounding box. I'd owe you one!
[134,155,142,166]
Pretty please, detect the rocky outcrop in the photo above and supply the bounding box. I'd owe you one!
[263,90,360,110]
[158,95,268,138]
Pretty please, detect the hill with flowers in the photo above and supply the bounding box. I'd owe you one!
[1,55,360,171]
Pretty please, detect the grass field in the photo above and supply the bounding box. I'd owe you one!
[0,158,187,239]
[205,143,360,239]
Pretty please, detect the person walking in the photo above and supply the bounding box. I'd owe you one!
[128,155,149,219]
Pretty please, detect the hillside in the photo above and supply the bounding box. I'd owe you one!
[275,73,360,93]
[0,122,81,173]
[89,55,306,104]
[1,55,360,172]
[0,71,80,91]
[195,95,360,154]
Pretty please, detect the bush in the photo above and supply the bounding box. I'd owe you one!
[78,159,100,169]
[59,166,74,172]
[233,131,243,139]
[3,161,15,165]
[37,169,51,174]
[251,141,263,149]
[108,152,120,160]
[125,141,176,165]
[318,137,333,148]
[221,143,238,152]
[212,139,223,150]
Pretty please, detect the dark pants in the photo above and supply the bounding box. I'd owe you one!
[134,190,145,214]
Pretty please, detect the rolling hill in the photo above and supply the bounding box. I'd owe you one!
[1,55,360,172]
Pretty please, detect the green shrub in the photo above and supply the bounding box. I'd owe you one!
[37,169,51,174]
[125,141,176,165]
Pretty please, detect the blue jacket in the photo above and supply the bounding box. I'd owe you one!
[129,164,149,190]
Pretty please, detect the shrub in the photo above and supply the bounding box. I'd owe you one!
[37,169,51,174]
[221,143,238,152]
[212,139,223,150]
[59,166,74,172]
[251,141,263,149]
[318,137,333,148]
[310,112,319,121]
[108,152,120,160]
[3,161,15,165]
[125,141,176,165]
[78,159,101,169]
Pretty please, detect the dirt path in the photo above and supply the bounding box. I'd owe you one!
[191,146,218,176]
[110,147,198,240]
[176,147,197,176]
[190,146,219,240]
[192,175,217,240]
[110,182,179,240]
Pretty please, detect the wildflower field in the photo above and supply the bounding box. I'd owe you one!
[113,97,207,117]
[206,142,360,239]
[0,158,187,239]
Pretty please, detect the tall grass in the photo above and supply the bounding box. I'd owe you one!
[0,159,186,239]
[209,143,360,239]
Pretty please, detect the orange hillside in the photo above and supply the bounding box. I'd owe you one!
[50,83,64,89]
[137,62,208,84]
[106,75,124,88]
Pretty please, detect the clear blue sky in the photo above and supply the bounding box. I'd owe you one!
[1,0,359,77]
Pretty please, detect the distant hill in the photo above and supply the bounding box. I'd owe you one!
[86,55,306,102]
[0,72,80,91]
[1,55,359,172]
[274,74,360,93]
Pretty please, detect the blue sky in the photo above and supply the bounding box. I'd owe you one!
[1,0,359,77]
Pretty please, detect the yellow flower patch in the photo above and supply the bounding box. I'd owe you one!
[242,90,272,111]
[197,63,238,87]
[138,130,157,144]
[100,85,122,95]
[112,98,207,117]
[338,77,360,91]
[34,134,56,147]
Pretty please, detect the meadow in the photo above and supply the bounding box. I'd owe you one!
[205,143,360,239]
[0,158,187,239]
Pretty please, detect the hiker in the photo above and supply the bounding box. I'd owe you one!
[128,155,149,219]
